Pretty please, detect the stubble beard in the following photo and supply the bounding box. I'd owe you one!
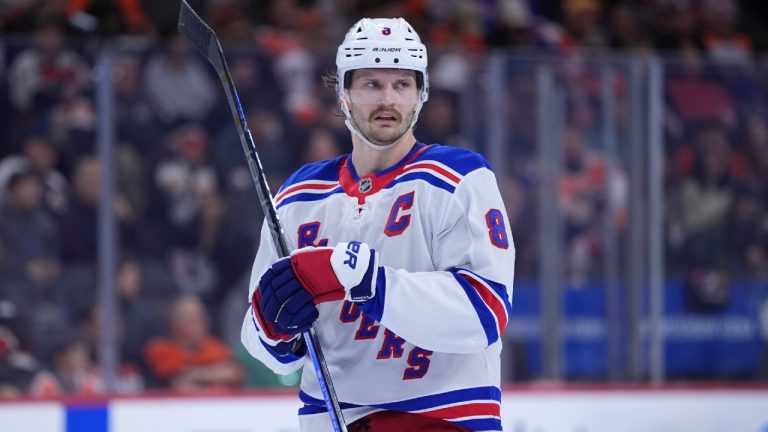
[352,107,416,147]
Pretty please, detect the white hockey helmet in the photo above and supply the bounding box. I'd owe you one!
[336,18,429,103]
[335,18,429,150]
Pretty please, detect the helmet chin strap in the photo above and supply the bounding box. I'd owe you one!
[340,91,424,152]
[345,117,400,151]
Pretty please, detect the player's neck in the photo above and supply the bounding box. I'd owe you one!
[350,134,416,176]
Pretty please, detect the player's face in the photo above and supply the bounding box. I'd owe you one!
[346,69,420,146]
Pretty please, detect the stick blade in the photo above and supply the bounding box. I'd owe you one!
[177,0,223,72]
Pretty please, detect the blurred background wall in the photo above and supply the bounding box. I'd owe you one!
[0,0,767,403]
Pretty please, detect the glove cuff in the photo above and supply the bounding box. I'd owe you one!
[331,241,378,302]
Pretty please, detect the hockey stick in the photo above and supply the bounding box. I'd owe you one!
[177,2,347,431]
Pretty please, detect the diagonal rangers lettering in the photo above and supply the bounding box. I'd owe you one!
[297,221,328,247]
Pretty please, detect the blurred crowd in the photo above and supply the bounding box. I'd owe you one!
[0,0,767,396]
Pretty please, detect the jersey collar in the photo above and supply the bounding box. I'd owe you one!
[339,142,430,204]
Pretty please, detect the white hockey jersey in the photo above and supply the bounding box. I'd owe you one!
[241,143,515,431]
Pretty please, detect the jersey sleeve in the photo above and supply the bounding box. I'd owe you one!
[359,167,515,353]
[240,220,306,375]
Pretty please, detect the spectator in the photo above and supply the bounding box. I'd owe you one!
[206,52,283,135]
[536,0,607,52]
[0,170,60,290]
[558,125,627,286]
[426,2,490,101]
[57,156,99,265]
[205,0,257,46]
[28,333,100,396]
[0,168,73,361]
[213,104,294,177]
[608,3,652,51]
[150,124,223,295]
[78,304,145,394]
[700,0,753,68]
[58,156,139,265]
[29,311,145,396]
[152,124,223,248]
[114,258,163,368]
[0,134,69,215]
[22,134,69,214]
[47,91,98,172]
[677,125,734,267]
[560,0,608,49]
[485,0,536,48]
[144,34,217,125]
[257,0,322,126]
[113,53,163,160]
[144,295,243,391]
[7,19,89,118]
[652,0,703,54]
[672,125,736,309]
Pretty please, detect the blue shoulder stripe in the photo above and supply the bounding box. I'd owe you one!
[385,172,456,194]
[415,144,493,176]
[275,187,344,209]
[277,156,344,194]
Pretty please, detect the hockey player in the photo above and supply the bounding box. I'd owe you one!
[241,17,515,432]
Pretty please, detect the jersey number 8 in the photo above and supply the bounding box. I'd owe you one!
[485,209,509,249]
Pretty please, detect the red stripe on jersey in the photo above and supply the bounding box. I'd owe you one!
[401,162,461,184]
[339,145,431,204]
[461,273,509,336]
[275,182,338,204]
[419,401,501,420]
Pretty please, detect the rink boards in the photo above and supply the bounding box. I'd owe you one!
[1,387,767,432]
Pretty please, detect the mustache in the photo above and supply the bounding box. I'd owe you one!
[369,109,402,122]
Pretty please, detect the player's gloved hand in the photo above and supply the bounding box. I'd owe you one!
[256,241,379,335]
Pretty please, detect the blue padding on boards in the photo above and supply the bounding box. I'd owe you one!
[66,404,108,432]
